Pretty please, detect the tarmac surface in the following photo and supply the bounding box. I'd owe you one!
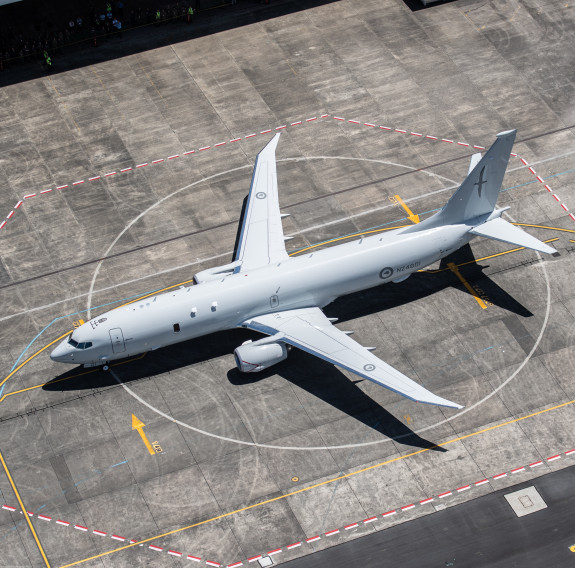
[1,0,575,566]
[283,465,575,568]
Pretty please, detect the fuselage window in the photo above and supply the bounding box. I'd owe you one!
[173,323,181,333]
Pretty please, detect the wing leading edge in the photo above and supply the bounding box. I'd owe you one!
[242,307,463,410]
[234,133,289,271]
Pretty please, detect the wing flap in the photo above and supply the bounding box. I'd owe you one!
[243,308,463,409]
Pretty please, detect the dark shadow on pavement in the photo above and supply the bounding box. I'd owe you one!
[42,243,532,450]
[43,327,446,452]
[0,0,342,88]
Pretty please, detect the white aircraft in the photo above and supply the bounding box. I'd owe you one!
[51,129,556,409]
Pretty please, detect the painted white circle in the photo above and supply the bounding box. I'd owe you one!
[90,158,551,451]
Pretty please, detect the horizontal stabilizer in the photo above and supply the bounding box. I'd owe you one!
[469,218,556,254]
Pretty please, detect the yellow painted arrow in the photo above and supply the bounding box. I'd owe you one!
[131,414,155,455]
[447,262,488,309]
[394,195,420,224]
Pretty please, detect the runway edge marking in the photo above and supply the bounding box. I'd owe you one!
[2,448,573,567]
[219,446,575,567]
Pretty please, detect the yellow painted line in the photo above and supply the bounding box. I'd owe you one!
[59,396,575,568]
[132,414,155,456]
[447,262,488,309]
[0,449,51,567]
[0,330,72,391]
[514,223,575,235]
[393,194,420,224]
[425,238,559,274]
[1,223,568,395]
[0,354,147,403]
[0,225,565,397]
[120,278,195,307]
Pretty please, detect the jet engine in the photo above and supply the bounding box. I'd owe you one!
[234,340,289,372]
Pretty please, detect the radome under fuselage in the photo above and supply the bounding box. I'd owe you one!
[50,222,472,367]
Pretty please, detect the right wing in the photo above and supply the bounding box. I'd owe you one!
[242,307,463,410]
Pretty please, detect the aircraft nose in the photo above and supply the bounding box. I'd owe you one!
[50,341,74,363]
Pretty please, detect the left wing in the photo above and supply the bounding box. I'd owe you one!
[242,307,463,409]
[234,133,289,271]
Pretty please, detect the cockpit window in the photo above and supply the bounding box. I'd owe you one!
[67,336,92,350]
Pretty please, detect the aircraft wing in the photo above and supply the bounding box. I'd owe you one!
[242,307,463,410]
[234,133,289,271]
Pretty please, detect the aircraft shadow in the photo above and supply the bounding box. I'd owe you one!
[43,328,444,452]
[323,244,532,323]
[42,244,528,451]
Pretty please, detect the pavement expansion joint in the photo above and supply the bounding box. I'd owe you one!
[1,114,572,233]
[2,447,572,567]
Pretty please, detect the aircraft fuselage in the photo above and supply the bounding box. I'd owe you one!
[50,223,471,367]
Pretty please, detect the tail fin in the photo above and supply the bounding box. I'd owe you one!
[440,129,516,225]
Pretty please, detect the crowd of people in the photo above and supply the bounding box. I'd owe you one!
[0,1,200,72]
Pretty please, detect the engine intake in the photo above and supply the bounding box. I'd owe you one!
[234,340,288,372]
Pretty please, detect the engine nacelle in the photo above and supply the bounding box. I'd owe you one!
[234,340,289,372]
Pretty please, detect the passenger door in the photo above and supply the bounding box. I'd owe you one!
[109,328,126,354]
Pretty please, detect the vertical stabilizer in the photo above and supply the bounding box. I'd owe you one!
[440,129,516,225]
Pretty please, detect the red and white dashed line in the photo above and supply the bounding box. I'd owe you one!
[2,113,570,232]
[0,448,573,566]
[344,522,358,530]
[214,447,575,567]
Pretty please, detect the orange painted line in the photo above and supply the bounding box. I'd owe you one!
[58,396,575,568]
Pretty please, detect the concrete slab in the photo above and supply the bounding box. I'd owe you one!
[1,0,575,565]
